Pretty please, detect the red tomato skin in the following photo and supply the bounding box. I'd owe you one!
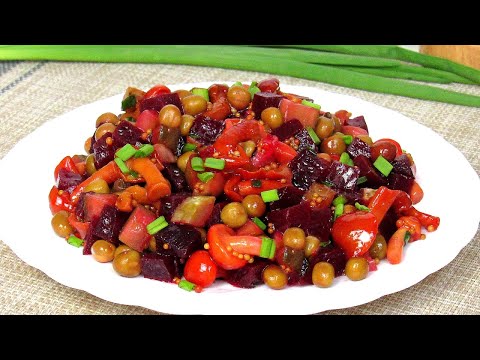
[332,212,378,258]
[184,250,217,288]
[145,84,171,99]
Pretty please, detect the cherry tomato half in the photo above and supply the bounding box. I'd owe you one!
[184,250,217,288]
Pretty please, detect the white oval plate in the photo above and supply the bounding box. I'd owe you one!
[0,83,479,315]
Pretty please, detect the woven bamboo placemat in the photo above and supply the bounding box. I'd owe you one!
[0,61,478,314]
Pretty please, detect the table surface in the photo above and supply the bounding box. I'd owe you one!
[0,60,478,315]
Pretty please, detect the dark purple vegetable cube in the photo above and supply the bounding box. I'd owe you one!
[388,173,414,194]
[161,163,189,193]
[82,226,99,255]
[251,92,284,119]
[154,223,202,261]
[326,161,360,191]
[205,202,228,228]
[112,120,145,148]
[90,205,128,245]
[345,115,368,133]
[142,250,181,283]
[75,192,87,221]
[225,259,271,288]
[189,115,225,146]
[347,137,371,159]
[379,207,398,241]
[392,154,414,178]
[271,119,303,141]
[353,155,387,188]
[160,193,190,222]
[92,131,115,169]
[304,245,347,280]
[139,92,183,113]
[288,257,310,285]
[269,186,305,211]
[289,149,330,190]
[295,128,316,152]
[57,168,84,193]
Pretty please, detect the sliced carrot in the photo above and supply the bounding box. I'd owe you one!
[116,191,133,212]
[130,158,171,202]
[125,185,148,204]
[387,227,407,264]
[409,181,424,205]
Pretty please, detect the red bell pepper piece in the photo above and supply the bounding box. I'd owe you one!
[368,186,399,223]
[224,175,243,202]
[49,186,74,214]
[237,179,287,196]
[54,156,80,181]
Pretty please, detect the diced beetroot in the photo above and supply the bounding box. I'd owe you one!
[271,119,303,141]
[90,205,128,245]
[160,193,191,222]
[154,223,202,261]
[251,92,284,119]
[139,92,183,113]
[92,131,115,169]
[392,154,414,178]
[135,109,159,132]
[345,115,368,133]
[225,259,271,288]
[118,205,157,252]
[270,185,305,211]
[205,201,228,228]
[353,155,387,188]
[74,192,87,221]
[189,115,225,146]
[112,120,145,148]
[303,245,347,280]
[171,196,215,227]
[83,192,118,222]
[142,251,181,283]
[277,247,305,274]
[279,98,320,128]
[175,136,185,157]
[289,149,330,190]
[82,226,99,255]
[304,207,333,242]
[161,163,189,193]
[379,207,398,240]
[326,161,360,191]
[295,128,316,152]
[57,168,84,193]
[287,257,310,285]
[388,173,414,194]
[347,137,371,158]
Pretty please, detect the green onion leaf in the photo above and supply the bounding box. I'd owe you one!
[355,202,370,211]
[260,237,275,259]
[232,81,243,87]
[302,99,321,110]
[252,217,267,230]
[404,231,411,245]
[204,157,225,170]
[125,116,135,122]
[191,157,205,172]
[178,280,195,292]
[357,176,367,185]
[340,152,354,166]
[134,144,154,158]
[198,172,214,183]
[114,157,131,174]
[320,240,331,248]
[261,189,279,202]
[322,180,334,188]
[248,81,260,98]
[182,143,197,153]
[251,179,262,188]
[373,155,393,177]
[147,216,168,235]
[343,135,353,145]
[306,127,321,145]
[191,87,209,101]
[269,240,276,259]
[121,95,136,111]
[332,195,347,206]
[67,235,84,248]
[334,203,344,220]
[115,144,137,161]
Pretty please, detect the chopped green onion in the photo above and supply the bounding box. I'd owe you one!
[147,216,168,235]
[115,144,137,161]
[121,95,136,111]
[261,189,279,203]
[198,172,214,183]
[301,99,321,110]
[320,240,331,248]
[182,143,197,153]
[232,81,243,87]
[259,237,275,259]
[252,217,267,231]
[334,203,344,220]
[357,176,368,185]
[404,231,411,245]
[332,195,347,206]
[322,180,334,188]
[191,87,209,101]
[129,170,139,178]
[355,202,370,211]
[67,235,84,248]
[134,144,154,158]
[343,135,353,145]
[204,157,225,170]
[251,179,262,188]
[178,279,195,292]
[191,157,205,172]
[125,116,135,122]
[114,157,131,174]
[306,127,320,145]
[340,152,354,166]
[248,81,260,98]
[373,155,393,177]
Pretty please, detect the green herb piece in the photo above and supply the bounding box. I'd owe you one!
[232,81,243,87]
[134,144,154,158]
[178,280,195,292]
[191,157,204,172]
[306,127,321,145]
[115,144,137,161]
[302,99,321,110]
[67,235,84,248]
[343,135,353,145]
[322,180,334,188]
[191,87,209,101]
[355,202,370,211]
[332,195,347,206]
[357,176,367,185]
[114,157,131,174]
[182,143,197,153]
[146,216,168,235]
[334,203,344,220]
[121,95,136,111]
[404,231,411,245]
[252,217,267,231]
[339,152,354,166]
[373,155,393,177]
[259,237,275,259]
[320,240,331,248]
[248,81,260,98]
[198,172,214,183]
[251,179,262,188]
[261,189,279,203]
[125,117,135,122]
[204,157,225,170]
